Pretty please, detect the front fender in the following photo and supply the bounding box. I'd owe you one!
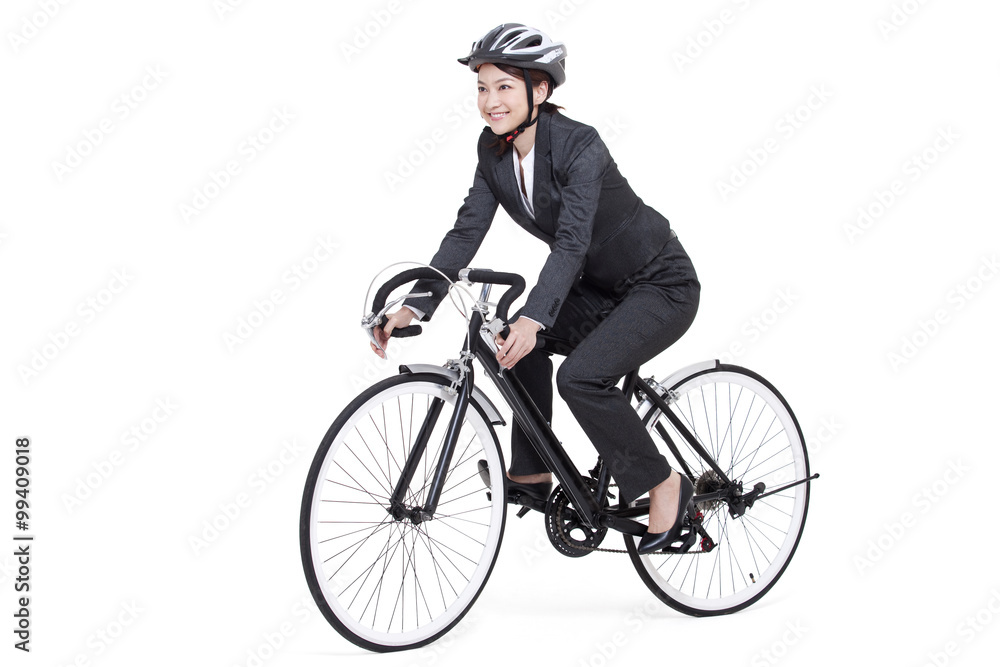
[399,364,507,426]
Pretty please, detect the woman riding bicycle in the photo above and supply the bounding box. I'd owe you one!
[371,23,701,554]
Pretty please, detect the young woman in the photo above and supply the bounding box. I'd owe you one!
[371,23,701,554]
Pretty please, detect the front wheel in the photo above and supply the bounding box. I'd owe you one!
[628,365,811,616]
[300,374,507,652]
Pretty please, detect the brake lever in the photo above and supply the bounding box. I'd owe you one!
[479,318,507,355]
[361,291,432,358]
[362,321,388,356]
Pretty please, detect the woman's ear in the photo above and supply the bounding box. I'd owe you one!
[533,79,549,105]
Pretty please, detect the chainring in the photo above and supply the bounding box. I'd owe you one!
[544,482,608,557]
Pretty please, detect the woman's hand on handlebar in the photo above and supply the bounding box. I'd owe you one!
[372,306,418,359]
[494,317,540,370]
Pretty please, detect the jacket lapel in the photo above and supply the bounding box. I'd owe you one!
[492,131,553,244]
[531,112,556,236]
[493,147,523,217]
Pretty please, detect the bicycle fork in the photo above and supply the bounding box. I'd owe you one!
[387,350,475,524]
[388,285,495,523]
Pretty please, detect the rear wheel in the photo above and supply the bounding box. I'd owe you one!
[300,374,506,651]
[628,365,810,615]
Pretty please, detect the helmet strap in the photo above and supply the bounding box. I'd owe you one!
[504,68,538,143]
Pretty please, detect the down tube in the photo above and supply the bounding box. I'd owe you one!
[474,345,603,525]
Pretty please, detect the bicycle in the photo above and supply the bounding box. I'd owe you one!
[300,266,818,652]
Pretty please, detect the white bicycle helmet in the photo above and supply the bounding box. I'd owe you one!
[458,23,567,87]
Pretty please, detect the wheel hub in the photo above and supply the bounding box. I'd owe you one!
[694,471,726,513]
[387,502,426,524]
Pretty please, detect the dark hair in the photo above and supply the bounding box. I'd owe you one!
[480,63,563,156]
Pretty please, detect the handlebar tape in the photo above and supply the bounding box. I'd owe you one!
[370,267,526,339]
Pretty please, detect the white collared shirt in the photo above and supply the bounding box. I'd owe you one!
[513,144,535,219]
[509,144,544,329]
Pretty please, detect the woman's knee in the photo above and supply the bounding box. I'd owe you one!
[555,357,607,401]
[554,359,579,400]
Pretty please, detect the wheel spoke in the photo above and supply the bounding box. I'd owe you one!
[733,416,782,478]
[302,379,506,648]
[756,498,794,518]
[434,516,487,548]
[325,477,392,503]
[342,441,393,500]
[633,369,808,614]
[741,456,794,483]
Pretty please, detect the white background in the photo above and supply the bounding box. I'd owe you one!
[3,1,999,665]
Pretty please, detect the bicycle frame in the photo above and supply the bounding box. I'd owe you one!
[386,284,813,537]
[384,283,639,535]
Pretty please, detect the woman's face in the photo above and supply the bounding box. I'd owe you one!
[477,63,546,135]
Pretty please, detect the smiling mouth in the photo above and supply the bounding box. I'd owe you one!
[489,112,509,120]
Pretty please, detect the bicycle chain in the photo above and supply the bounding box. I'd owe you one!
[553,499,627,554]
[550,487,711,556]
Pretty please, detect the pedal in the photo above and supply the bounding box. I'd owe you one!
[508,491,546,514]
[661,530,698,554]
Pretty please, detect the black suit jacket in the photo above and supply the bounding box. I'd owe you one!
[409,110,674,329]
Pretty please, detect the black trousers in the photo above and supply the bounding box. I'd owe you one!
[507,235,701,505]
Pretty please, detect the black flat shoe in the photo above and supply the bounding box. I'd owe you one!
[477,460,552,506]
[637,474,695,555]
